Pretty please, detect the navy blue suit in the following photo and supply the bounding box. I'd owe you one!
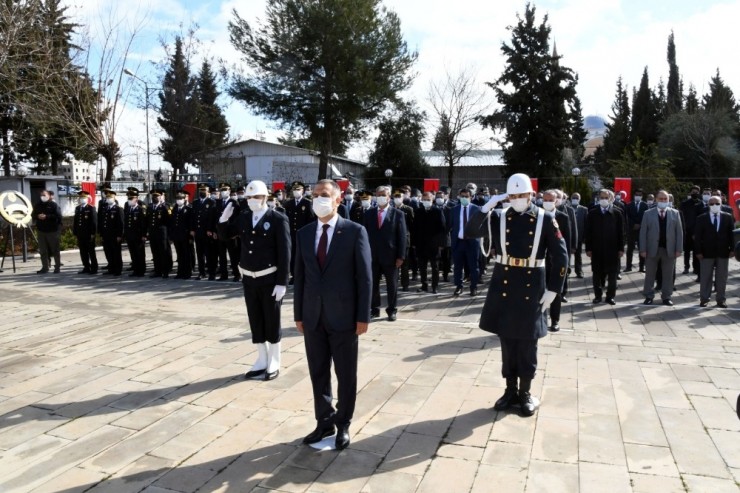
[363,205,407,315]
[449,203,481,290]
[294,215,372,427]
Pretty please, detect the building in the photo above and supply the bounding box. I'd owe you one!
[422,149,506,191]
[58,159,97,183]
[198,139,368,189]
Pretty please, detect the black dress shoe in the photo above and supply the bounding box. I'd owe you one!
[575,272,584,278]
[493,388,520,411]
[208,275,216,281]
[417,284,428,292]
[78,269,90,274]
[89,270,98,275]
[431,288,438,294]
[371,309,380,318]
[639,268,645,273]
[624,267,633,272]
[244,368,266,379]
[717,301,728,308]
[519,391,537,417]
[662,299,673,306]
[218,275,229,281]
[617,274,622,280]
[162,274,169,279]
[548,323,560,332]
[387,312,397,322]
[36,269,49,274]
[560,296,568,303]
[401,287,409,292]
[683,268,690,274]
[699,300,709,307]
[149,273,161,278]
[644,297,654,305]
[303,425,336,445]
[453,286,463,296]
[335,426,350,450]
[592,297,602,304]
[53,268,60,273]
[233,276,241,282]
[470,289,478,297]
[264,369,279,381]
[695,277,700,283]
[605,298,616,305]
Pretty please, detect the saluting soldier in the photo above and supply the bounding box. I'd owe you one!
[171,191,194,279]
[219,180,290,380]
[467,174,567,417]
[73,190,98,274]
[147,189,173,278]
[192,184,216,280]
[283,181,315,282]
[99,190,124,276]
[124,189,147,276]
[212,183,241,281]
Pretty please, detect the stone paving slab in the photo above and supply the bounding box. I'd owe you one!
[0,249,738,492]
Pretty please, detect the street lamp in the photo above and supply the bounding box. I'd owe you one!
[123,69,151,191]
[384,168,393,188]
[571,166,581,196]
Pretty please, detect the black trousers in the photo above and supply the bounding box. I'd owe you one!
[440,246,451,279]
[418,253,440,289]
[174,239,192,278]
[243,283,282,344]
[545,258,562,323]
[189,239,196,272]
[399,247,410,289]
[625,228,644,270]
[206,236,219,277]
[684,233,700,274]
[304,313,358,426]
[574,243,583,274]
[408,246,418,277]
[217,239,239,277]
[371,262,399,314]
[102,236,122,275]
[150,231,172,275]
[77,234,98,272]
[499,336,538,379]
[593,268,618,299]
[194,235,208,276]
[126,236,146,274]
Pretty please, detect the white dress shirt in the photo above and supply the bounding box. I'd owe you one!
[458,205,468,239]
[315,213,340,253]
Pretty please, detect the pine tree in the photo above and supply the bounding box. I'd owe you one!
[666,31,682,115]
[597,77,630,179]
[481,3,582,183]
[702,69,739,122]
[194,60,229,151]
[630,67,659,145]
[685,84,699,114]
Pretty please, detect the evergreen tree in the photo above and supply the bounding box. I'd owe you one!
[228,0,417,179]
[685,84,699,114]
[481,3,582,183]
[596,77,630,180]
[654,78,666,121]
[630,67,659,145]
[702,69,739,122]
[194,60,229,150]
[666,31,682,115]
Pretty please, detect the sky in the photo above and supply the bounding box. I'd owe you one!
[61,0,740,174]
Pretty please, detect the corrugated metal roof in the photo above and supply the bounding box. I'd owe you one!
[421,149,505,167]
[204,138,368,167]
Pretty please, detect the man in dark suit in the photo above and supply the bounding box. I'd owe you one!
[584,190,625,305]
[449,188,481,296]
[413,191,446,293]
[170,192,194,279]
[570,192,588,278]
[146,189,173,278]
[211,183,240,281]
[680,185,704,276]
[191,184,216,280]
[542,190,571,332]
[694,195,734,308]
[73,190,98,274]
[99,190,124,276]
[284,181,316,282]
[364,186,407,321]
[392,190,414,291]
[624,189,648,272]
[294,179,372,451]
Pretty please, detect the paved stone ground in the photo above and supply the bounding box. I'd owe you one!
[0,248,739,493]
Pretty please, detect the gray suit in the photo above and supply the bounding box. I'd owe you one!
[639,207,684,300]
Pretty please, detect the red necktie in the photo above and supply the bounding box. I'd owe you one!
[317,224,329,269]
[378,209,383,229]
[659,210,664,219]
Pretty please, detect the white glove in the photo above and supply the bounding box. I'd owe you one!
[539,290,558,307]
[219,202,234,223]
[272,285,287,302]
[481,193,509,213]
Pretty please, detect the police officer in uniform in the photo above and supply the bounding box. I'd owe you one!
[147,189,173,278]
[212,183,241,281]
[73,190,98,274]
[352,190,372,224]
[267,192,286,214]
[219,180,290,380]
[98,188,113,273]
[171,192,194,279]
[192,184,216,280]
[99,190,124,276]
[467,174,567,417]
[283,181,315,282]
[124,189,147,276]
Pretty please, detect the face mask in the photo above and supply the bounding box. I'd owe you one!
[510,198,530,213]
[199,192,207,199]
[176,199,184,206]
[159,196,166,203]
[691,193,699,199]
[128,199,137,207]
[237,194,245,200]
[411,196,418,203]
[361,199,371,208]
[345,194,353,201]
[656,201,669,209]
[709,204,721,214]
[634,196,642,202]
[459,197,470,206]
[210,194,218,200]
[393,197,403,206]
[276,194,283,201]
[542,201,556,211]
[702,194,711,202]
[435,198,444,206]
[248,198,265,212]
[615,196,622,202]
[312,196,334,218]
[293,190,303,199]
[376,196,389,207]
[422,200,432,209]
[106,198,115,205]
[267,200,276,209]
[219,191,229,199]
[40,195,49,202]
[535,198,543,206]
[79,198,88,205]
[647,200,654,206]
[571,199,579,206]
[599,199,610,208]
[404,193,411,199]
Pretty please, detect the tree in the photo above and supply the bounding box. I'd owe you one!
[594,77,630,181]
[702,69,739,122]
[194,60,229,151]
[427,66,489,187]
[364,101,430,189]
[666,31,682,115]
[480,3,583,184]
[630,67,659,146]
[685,84,699,114]
[228,0,417,179]
[611,140,677,195]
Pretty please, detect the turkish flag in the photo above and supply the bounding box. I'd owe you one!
[336,179,350,192]
[530,178,538,193]
[614,178,631,202]
[272,181,286,193]
[423,178,440,193]
[729,178,740,222]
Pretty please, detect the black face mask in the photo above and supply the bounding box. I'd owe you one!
[691,193,699,199]
[199,193,207,199]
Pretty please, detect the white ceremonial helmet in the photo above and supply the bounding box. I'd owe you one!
[245,180,268,197]
[506,173,534,194]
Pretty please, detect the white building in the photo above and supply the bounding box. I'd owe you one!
[58,160,97,183]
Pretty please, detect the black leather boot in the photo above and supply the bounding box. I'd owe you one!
[494,377,520,411]
[518,378,537,417]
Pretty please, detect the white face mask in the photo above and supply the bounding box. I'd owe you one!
[219,191,229,199]
[361,199,371,208]
[599,199,610,208]
[345,194,353,201]
[656,201,669,209]
[128,199,137,207]
[393,197,403,206]
[79,198,88,205]
[647,200,654,206]
[376,196,389,207]
[248,198,265,212]
[210,194,218,200]
[435,198,444,206]
[709,204,721,214]
[421,200,432,209]
[40,195,49,202]
[634,196,642,202]
[312,196,334,218]
[571,199,579,206]
[702,194,711,202]
[106,198,115,205]
[542,201,556,211]
[176,199,184,206]
[237,194,245,200]
[267,200,276,209]
[293,190,303,199]
[510,198,530,213]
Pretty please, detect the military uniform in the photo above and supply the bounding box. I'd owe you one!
[73,192,98,274]
[170,194,194,279]
[99,193,124,276]
[283,182,316,280]
[192,187,217,279]
[147,191,173,277]
[212,188,241,281]
[124,194,147,276]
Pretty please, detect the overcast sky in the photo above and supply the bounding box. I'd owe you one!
[64,0,740,172]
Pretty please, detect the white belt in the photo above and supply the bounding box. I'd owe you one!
[495,255,545,268]
[238,266,277,278]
